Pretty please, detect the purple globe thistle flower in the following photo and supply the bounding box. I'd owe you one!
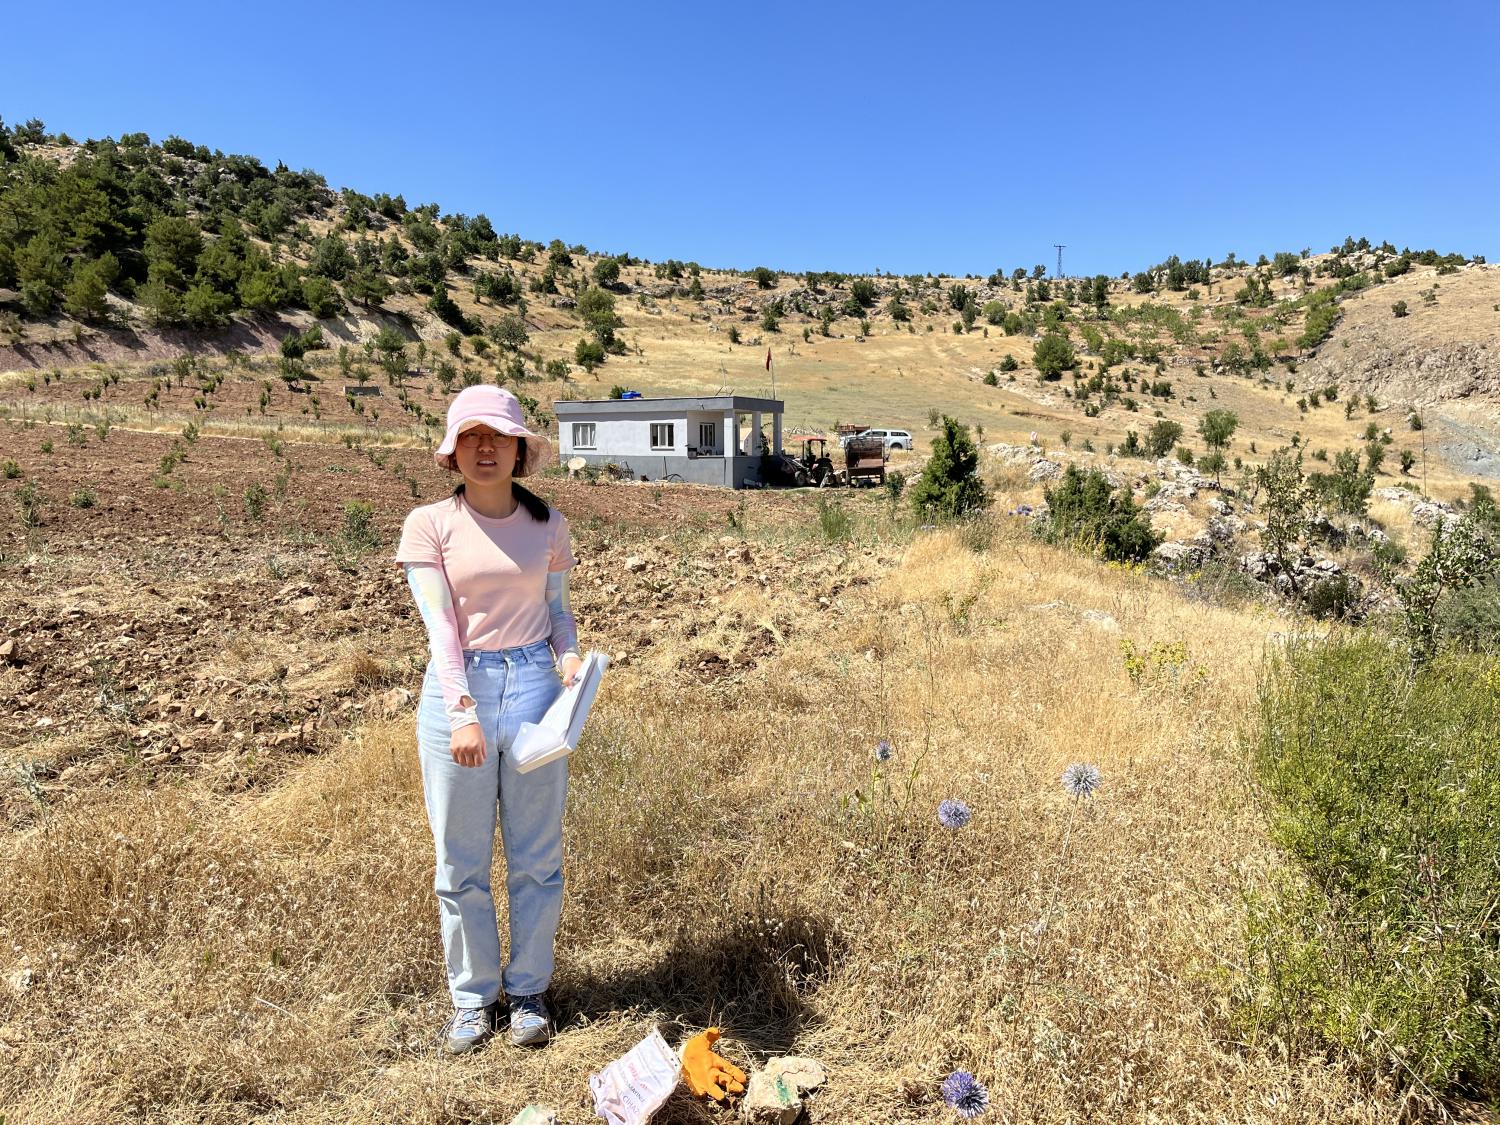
[875,739,893,762]
[937,798,972,829]
[1061,762,1102,799]
[941,1070,989,1118]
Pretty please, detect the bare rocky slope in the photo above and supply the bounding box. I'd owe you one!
[1301,263,1500,406]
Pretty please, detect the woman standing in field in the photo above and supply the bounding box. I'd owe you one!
[395,384,582,1055]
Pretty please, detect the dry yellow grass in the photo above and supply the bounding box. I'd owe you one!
[1,514,1414,1122]
[3,232,1494,1121]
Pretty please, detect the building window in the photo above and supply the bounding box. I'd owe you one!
[698,422,717,450]
[650,422,675,450]
[572,422,596,450]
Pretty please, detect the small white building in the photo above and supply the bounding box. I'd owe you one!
[553,395,785,488]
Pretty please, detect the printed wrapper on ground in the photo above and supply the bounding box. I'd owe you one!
[588,1027,683,1125]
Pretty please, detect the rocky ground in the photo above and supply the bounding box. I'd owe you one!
[982,438,1467,620]
[1,417,898,830]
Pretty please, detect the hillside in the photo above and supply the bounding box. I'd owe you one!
[6,397,1484,1123]
[5,119,1500,1122]
[1,120,1496,505]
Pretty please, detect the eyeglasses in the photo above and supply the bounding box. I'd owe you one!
[457,430,517,446]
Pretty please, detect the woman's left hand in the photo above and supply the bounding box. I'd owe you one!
[560,653,584,687]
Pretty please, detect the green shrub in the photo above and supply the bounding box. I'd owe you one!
[341,500,378,548]
[816,497,851,542]
[1396,513,1498,662]
[1303,574,1357,619]
[487,313,529,351]
[15,481,42,528]
[1435,581,1500,654]
[1242,636,1500,1098]
[1297,288,1340,349]
[1308,448,1374,516]
[1,459,19,479]
[1039,464,1161,562]
[69,487,96,509]
[1033,332,1075,380]
[575,337,605,371]
[592,257,621,287]
[882,470,907,503]
[241,483,268,521]
[1145,419,1183,458]
[909,416,986,519]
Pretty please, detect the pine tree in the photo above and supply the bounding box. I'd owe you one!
[909,416,986,518]
[63,253,118,322]
[344,267,392,310]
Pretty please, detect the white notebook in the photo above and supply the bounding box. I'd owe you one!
[510,651,610,773]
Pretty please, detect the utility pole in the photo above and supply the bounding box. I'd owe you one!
[1054,244,1066,279]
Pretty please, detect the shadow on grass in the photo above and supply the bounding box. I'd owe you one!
[555,906,842,1059]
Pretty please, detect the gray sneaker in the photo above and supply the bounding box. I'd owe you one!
[443,1002,499,1055]
[507,993,553,1047]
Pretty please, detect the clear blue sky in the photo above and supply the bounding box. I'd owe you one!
[6,0,1497,278]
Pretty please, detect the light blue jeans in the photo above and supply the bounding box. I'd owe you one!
[416,639,567,1009]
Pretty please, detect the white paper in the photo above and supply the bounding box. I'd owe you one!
[511,650,610,772]
[588,1027,682,1125]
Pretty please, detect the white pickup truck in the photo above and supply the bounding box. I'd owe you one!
[839,428,913,451]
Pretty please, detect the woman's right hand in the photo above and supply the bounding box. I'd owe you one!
[451,713,487,767]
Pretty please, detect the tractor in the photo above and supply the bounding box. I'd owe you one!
[763,437,839,487]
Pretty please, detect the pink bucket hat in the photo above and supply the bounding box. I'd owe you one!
[434,385,554,477]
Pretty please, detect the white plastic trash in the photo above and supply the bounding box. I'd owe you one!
[511,650,610,773]
[588,1027,682,1125]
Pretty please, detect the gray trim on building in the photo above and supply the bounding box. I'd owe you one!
[553,395,783,416]
[565,452,763,487]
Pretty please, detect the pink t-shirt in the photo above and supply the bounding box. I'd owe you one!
[395,493,578,650]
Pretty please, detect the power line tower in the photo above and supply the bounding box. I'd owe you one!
[1054,244,1066,279]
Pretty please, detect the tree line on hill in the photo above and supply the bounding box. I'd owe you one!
[0,118,551,337]
[0,117,1484,365]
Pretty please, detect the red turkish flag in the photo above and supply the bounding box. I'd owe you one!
[765,348,772,371]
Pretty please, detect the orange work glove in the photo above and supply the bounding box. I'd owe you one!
[680,1027,747,1100]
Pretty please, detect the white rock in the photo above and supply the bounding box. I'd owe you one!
[742,1056,827,1124]
[1081,609,1120,633]
[1411,501,1460,529]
